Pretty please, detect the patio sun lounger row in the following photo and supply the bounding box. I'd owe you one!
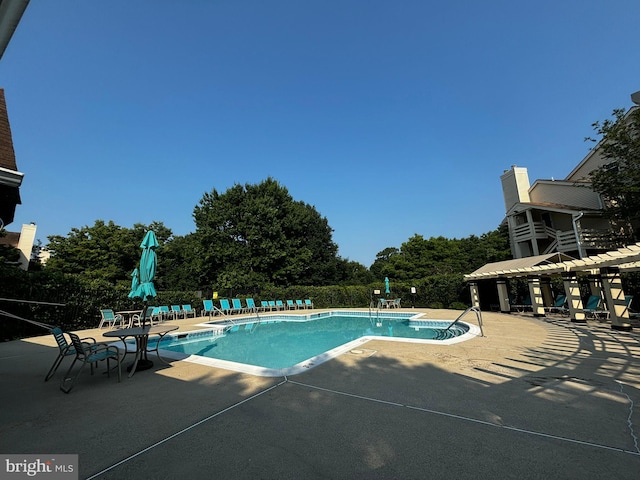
[543,294,636,320]
[200,298,315,317]
[99,304,198,328]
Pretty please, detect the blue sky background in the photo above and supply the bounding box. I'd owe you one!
[2,1,639,267]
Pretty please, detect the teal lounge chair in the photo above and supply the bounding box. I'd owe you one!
[182,304,197,318]
[171,305,184,320]
[545,295,567,314]
[219,299,233,315]
[286,300,296,310]
[245,298,258,313]
[268,300,277,311]
[171,305,185,320]
[99,309,124,329]
[275,300,285,310]
[261,300,270,311]
[512,295,531,313]
[295,299,304,309]
[159,306,171,321]
[202,299,215,317]
[231,298,245,314]
[133,306,159,327]
[582,295,603,318]
[304,299,314,309]
[599,295,635,320]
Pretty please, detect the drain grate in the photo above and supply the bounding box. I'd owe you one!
[348,348,377,357]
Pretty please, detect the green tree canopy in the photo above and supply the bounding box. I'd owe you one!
[193,178,342,289]
[588,107,640,241]
[370,226,511,281]
[0,230,20,266]
[45,220,173,285]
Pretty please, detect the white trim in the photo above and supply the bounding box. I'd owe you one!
[0,166,23,187]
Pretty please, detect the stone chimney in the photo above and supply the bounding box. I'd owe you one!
[500,165,530,211]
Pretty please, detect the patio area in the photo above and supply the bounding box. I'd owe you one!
[1,309,639,479]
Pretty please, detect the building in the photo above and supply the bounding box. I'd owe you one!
[0,221,36,269]
[0,0,29,227]
[0,1,33,269]
[0,88,23,228]
[465,102,640,332]
[501,108,639,261]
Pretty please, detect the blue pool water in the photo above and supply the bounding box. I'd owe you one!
[147,311,475,376]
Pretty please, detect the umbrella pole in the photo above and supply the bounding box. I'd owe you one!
[130,301,154,373]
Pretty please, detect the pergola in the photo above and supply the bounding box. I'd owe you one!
[464,243,640,331]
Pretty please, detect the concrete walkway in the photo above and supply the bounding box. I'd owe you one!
[1,309,639,479]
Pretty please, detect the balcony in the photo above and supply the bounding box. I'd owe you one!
[555,229,624,254]
[512,221,625,256]
[512,222,548,242]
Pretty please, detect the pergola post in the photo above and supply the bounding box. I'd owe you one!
[587,274,602,298]
[600,266,632,331]
[469,282,480,309]
[527,276,545,317]
[540,277,554,308]
[562,272,586,323]
[496,277,511,314]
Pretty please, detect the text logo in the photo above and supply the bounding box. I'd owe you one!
[0,455,78,480]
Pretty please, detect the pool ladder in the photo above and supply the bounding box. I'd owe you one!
[368,303,381,326]
[444,306,484,337]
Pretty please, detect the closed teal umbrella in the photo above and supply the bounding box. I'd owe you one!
[126,230,159,373]
[384,277,390,295]
[130,230,159,326]
[127,268,140,300]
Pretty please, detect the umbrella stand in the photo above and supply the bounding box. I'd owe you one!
[128,302,154,373]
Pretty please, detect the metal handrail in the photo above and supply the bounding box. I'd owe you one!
[444,306,484,337]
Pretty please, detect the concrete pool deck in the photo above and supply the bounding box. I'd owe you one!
[1,308,639,479]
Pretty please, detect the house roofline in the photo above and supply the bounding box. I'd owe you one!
[565,105,639,180]
[0,165,23,187]
[0,0,30,61]
[505,201,600,217]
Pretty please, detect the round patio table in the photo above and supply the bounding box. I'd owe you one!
[103,325,178,378]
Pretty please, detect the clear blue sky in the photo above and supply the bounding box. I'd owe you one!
[2,1,639,267]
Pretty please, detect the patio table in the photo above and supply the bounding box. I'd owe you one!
[103,325,178,378]
[115,309,143,328]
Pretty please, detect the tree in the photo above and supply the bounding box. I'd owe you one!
[45,220,173,285]
[0,229,20,266]
[369,247,400,278]
[588,107,640,241]
[193,178,341,289]
[369,227,511,281]
[160,233,202,290]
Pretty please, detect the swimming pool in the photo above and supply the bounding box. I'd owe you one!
[144,311,479,376]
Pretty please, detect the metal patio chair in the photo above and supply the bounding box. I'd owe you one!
[44,327,96,382]
[60,332,121,393]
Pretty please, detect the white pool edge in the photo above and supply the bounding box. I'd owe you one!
[155,316,482,377]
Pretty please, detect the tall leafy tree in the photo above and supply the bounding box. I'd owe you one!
[193,178,340,288]
[588,107,640,241]
[45,220,173,285]
[370,227,510,281]
[160,233,202,290]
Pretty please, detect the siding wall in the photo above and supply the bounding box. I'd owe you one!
[529,181,602,209]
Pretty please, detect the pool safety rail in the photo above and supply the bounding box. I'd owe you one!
[444,306,484,337]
